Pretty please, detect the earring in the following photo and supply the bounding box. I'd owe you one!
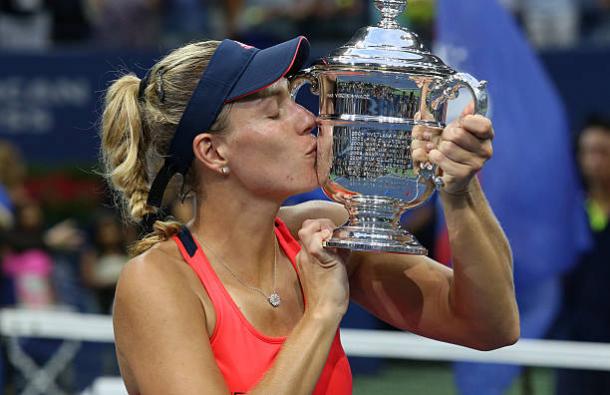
[221,166,230,175]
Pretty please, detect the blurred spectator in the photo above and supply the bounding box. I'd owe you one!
[0,140,28,307]
[0,141,84,308]
[80,210,131,313]
[0,0,51,49]
[1,200,56,308]
[581,0,610,46]
[47,0,92,46]
[400,0,435,45]
[0,184,12,230]
[163,0,224,45]
[554,115,610,394]
[521,0,580,48]
[227,0,365,46]
[86,0,162,49]
[0,199,82,307]
[0,181,11,310]
[0,140,28,208]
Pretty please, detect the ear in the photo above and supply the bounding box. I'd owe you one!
[193,133,229,173]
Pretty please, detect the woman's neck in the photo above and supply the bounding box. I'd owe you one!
[189,188,281,278]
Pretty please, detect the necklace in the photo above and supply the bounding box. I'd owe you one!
[199,236,281,308]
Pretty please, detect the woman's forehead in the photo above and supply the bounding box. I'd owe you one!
[255,78,289,99]
[232,79,289,109]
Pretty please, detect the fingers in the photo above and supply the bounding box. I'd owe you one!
[412,124,443,142]
[440,127,493,163]
[459,114,494,140]
[298,219,339,267]
[412,147,428,163]
[412,123,443,164]
[299,218,335,235]
[436,141,487,170]
[428,148,477,181]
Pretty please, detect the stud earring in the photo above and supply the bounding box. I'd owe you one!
[221,166,230,175]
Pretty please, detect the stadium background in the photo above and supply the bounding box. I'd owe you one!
[1,0,610,394]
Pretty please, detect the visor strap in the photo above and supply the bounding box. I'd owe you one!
[146,162,177,209]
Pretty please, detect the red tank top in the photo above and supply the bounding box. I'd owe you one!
[172,218,352,394]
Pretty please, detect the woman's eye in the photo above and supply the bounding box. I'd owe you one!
[268,112,280,120]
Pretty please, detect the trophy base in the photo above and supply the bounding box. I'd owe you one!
[324,225,428,255]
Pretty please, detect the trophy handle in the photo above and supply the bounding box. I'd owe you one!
[431,72,489,116]
[289,70,320,100]
[423,73,488,190]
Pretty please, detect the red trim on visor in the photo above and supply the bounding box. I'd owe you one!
[225,36,307,103]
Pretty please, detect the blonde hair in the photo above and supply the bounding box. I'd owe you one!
[100,41,233,256]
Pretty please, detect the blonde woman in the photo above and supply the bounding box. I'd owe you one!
[101,36,519,395]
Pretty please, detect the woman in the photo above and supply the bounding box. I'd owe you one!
[102,36,519,395]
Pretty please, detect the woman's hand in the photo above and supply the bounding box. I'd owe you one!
[413,110,494,195]
[296,219,349,322]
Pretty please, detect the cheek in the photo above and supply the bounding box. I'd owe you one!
[233,148,319,196]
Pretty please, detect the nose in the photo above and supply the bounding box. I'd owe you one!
[294,102,317,135]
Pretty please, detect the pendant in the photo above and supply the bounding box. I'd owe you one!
[268,292,281,308]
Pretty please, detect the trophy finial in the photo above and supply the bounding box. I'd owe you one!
[374,0,406,29]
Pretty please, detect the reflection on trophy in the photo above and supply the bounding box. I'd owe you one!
[290,0,488,254]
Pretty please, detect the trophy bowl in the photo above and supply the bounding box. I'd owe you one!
[290,0,488,254]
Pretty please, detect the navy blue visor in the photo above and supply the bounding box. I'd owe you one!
[145,36,310,210]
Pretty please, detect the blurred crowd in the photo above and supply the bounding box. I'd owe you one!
[0,139,199,316]
[0,0,367,50]
[2,0,610,51]
[0,139,199,392]
[0,140,122,314]
[1,0,610,394]
[502,0,610,48]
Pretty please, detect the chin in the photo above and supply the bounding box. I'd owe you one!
[289,176,320,197]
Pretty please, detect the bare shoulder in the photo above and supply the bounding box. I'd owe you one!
[113,239,206,351]
[115,239,199,305]
[113,239,226,394]
[278,200,348,236]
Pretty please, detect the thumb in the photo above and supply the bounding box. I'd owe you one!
[461,101,475,117]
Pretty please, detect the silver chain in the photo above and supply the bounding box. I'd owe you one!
[198,235,280,307]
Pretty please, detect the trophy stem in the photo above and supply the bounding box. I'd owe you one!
[375,0,407,29]
[324,195,428,255]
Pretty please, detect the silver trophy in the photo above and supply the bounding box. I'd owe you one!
[290,0,488,254]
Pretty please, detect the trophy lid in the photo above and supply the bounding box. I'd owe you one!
[318,0,454,76]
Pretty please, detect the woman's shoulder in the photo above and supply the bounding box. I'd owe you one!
[113,239,217,395]
[122,239,185,283]
[115,238,205,312]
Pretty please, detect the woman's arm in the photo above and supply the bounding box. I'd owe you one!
[249,219,349,395]
[281,114,519,350]
[114,222,349,395]
[349,178,518,350]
